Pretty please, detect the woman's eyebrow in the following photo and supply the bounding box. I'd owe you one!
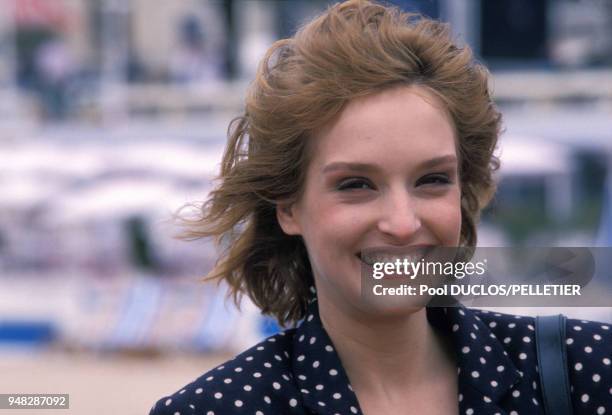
[321,155,457,174]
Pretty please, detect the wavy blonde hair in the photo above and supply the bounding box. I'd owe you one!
[178,0,501,326]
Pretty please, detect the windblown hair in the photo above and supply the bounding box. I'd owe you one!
[178,0,501,326]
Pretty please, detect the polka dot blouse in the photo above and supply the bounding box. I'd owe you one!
[150,298,611,414]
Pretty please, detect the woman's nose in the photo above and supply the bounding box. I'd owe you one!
[377,189,422,242]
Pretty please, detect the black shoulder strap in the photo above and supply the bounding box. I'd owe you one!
[535,314,573,415]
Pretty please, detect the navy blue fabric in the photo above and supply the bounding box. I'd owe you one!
[150,299,611,414]
[535,314,573,415]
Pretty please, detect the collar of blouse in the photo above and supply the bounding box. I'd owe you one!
[291,298,522,414]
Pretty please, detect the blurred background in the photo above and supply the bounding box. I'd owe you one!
[0,0,611,413]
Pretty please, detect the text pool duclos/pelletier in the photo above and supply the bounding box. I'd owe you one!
[372,284,582,297]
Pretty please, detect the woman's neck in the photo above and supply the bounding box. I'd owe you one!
[316,293,457,406]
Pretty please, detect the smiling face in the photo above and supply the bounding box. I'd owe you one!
[276,85,462,316]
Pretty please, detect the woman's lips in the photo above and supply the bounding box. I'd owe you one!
[356,253,405,281]
[357,245,433,265]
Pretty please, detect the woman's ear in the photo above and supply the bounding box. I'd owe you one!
[276,201,303,236]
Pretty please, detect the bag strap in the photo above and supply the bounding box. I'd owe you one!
[535,314,573,415]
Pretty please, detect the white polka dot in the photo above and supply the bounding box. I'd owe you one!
[243,385,252,391]
[523,336,531,343]
[458,394,463,402]
[267,337,276,342]
[333,393,341,399]
[602,325,609,330]
[257,346,264,351]
[234,400,243,407]
[585,346,593,353]
[491,380,498,387]
[317,401,325,407]
[470,332,477,339]
[165,399,172,406]
[452,324,460,332]
[466,409,474,415]
[206,411,213,415]
[298,374,307,380]
[206,376,214,382]
[307,314,314,322]
[512,390,520,398]
[282,374,290,381]
[532,397,539,406]
[329,369,338,376]
[234,367,242,372]
[471,371,479,378]
[484,345,492,352]
[310,336,317,344]
[289,398,297,407]
[264,396,271,404]
[273,382,281,390]
[313,361,320,368]
[573,325,582,331]
[325,345,334,352]
[264,362,272,368]
[527,324,535,331]
[566,338,574,345]
[195,388,203,394]
[299,334,305,342]
[503,337,511,344]
[581,394,589,403]
[245,356,253,361]
[217,365,225,370]
[297,355,305,362]
[224,378,232,384]
[256,412,263,415]
[594,334,602,340]
[510,412,518,415]
[480,357,486,364]
[597,407,605,414]
[483,396,492,403]
[508,323,516,328]
[214,392,222,399]
[497,365,505,372]
[462,346,470,354]
[519,353,527,360]
[575,362,583,371]
[458,308,465,316]
[253,372,262,378]
[315,384,324,390]
[179,389,185,394]
[350,406,358,413]
[603,358,610,365]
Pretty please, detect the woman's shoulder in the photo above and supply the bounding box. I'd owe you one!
[149,328,305,415]
[470,308,611,412]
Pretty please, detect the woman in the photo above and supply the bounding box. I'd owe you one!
[150,1,611,414]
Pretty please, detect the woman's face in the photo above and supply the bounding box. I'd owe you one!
[277,85,462,315]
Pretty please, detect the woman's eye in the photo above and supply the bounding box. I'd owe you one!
[337,178,373,191]
[416,173,451,186]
